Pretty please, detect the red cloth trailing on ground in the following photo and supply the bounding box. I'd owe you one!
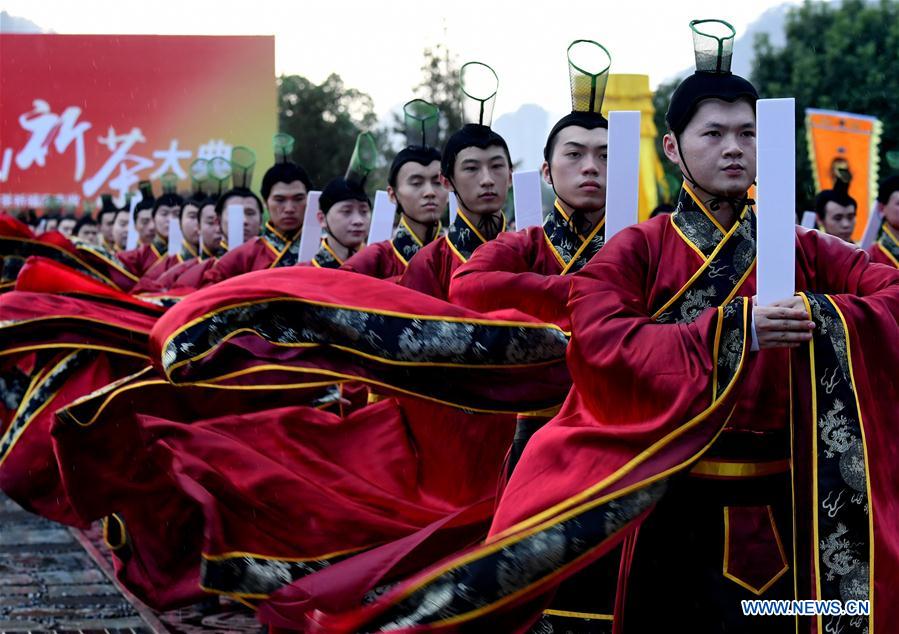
[150,267,571,413]
[135,396,513,604]
[284,207,899,632]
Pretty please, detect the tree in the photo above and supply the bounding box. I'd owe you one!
[751,0,899,208]
[277,73,382,189]
[652,76,685,204]
[389,43,464,155]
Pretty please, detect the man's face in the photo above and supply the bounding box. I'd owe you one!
[444,145,512,216]
[180,203,200,247]
[58,218,77,237]
[154,205,179,239]
[99,213,115,243]
[663,99,757,200]
[881,191,899,230]
[135,208,155,244]
[389,160,447,225]
[267,181,307,233]
[319,200,371,250]
[112,211,130,249]
[199,204,222,251]
[76,223,99,245]
[822,201,857,242]
[44,218,59,233]
[542,126,608,212]
[221,195,262,242]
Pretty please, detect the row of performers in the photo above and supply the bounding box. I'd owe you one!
[1,26,899,634]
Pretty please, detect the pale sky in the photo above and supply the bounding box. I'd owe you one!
[3,0,802,121]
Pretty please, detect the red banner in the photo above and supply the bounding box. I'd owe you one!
[0,34,276,210]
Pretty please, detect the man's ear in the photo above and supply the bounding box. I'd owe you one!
[316,209,326,229]
[662,132,681,165]
[439,174,455,193]
[387,185,397,205]
[540,161,552,186]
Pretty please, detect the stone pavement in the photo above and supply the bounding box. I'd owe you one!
[0,493,153,633]
[0,493,262,634]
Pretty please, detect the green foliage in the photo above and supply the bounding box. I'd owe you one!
[651,76,686,203]
[390,43,464,155]
[277,73,385,190]
[752,0,899,207]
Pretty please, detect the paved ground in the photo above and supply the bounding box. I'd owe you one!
[0,493,261,634]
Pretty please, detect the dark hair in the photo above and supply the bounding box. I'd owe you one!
[261,162,313,200]
[133,197,154,221]
[543,111,608,163]
[214,187,264,217]
[815,189,857,219]
[877,175,899,205]
[319,177,370,214]
[74,215,97,234]
[441,124,512,179]
[665,72,759,136]
[388,146,442,188]
[153,193,184,217]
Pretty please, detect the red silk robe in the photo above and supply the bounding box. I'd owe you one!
[342,217,440,281]
[134,240,200,290]
[118,238,166,278]
[867,222,899,268]
[450,200,605,329]
[0,258,157,525]
[201,223,301,287]
[311,189,899,633]
[399,211,505,300]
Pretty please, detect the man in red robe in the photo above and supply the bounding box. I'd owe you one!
[148,195,226,292]
[311,174,372,269]
[814,182,857,243]
[397,123,512,299]
[868,175,899,267]
[201,161,311,285]
[449,111,608,330]
[96,193,119,254]
[119,183,184,277]
[446,48,615,633]
[342,100,446,280]
[136,194,203,289]
[308,22,899,634]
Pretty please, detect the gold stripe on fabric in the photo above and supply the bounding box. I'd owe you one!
[722,506,789,596]
[876,243,899,268]
[801,293,824,634]
[830,296,876,628]
[689,458,791,479]
[683,181,728,235]
[651,207,752,321]
[542,609,613,620]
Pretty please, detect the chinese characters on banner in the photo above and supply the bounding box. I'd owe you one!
[0,34,276,210]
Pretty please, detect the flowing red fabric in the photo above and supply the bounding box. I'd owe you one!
[341,241,405,281]
[149,267,571,412]
[290,220,899,632]
[200,237,278,286]
[141,397,513,597]
[397,237,461,299]
[867,242,898,267]
[449,226,573,328]
[118,242,164,277]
